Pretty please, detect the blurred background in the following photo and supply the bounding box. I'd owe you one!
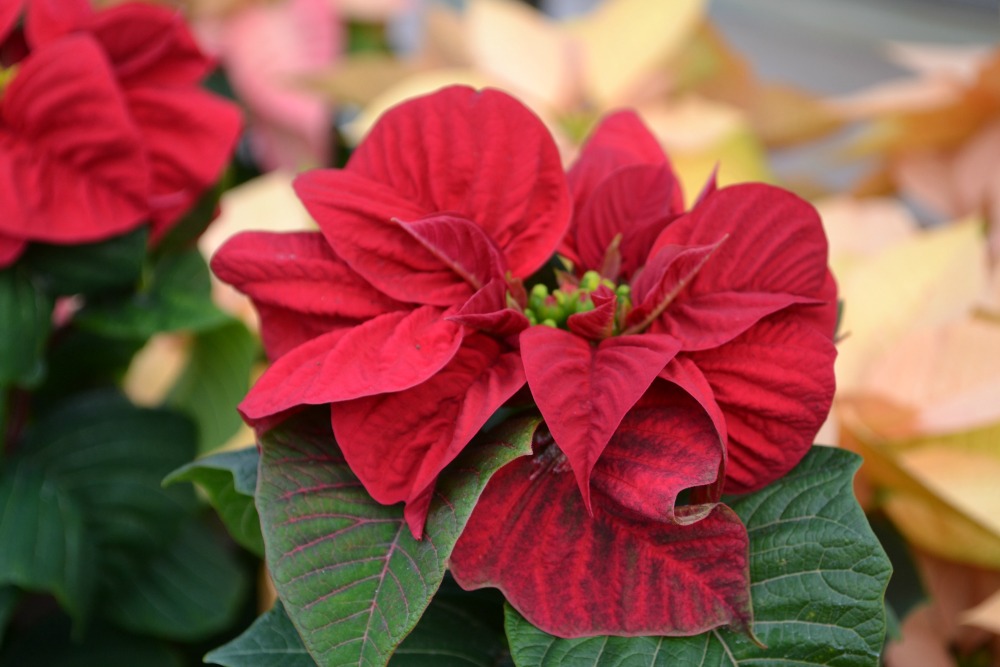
[19,0,1000,664]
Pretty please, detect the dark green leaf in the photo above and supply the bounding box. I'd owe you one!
[868,513,924,625]
[257,413,539,667]
[204,603,316,667]
[76,250,228,339]
[20,392,198,563]
[104,519,249,641]
[0,616,183,667]
[0,465,94,621]
[205,583,508,667]
[168,319,259,453]
[0,268,52,387]
[23,227,146,297]
[505,447,892,667]
[32,330,143,413]
[392,589,507,666]
[0,586,17,644]
[165,447,264,556]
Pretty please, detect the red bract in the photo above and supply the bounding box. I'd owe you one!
[212,86,570,537]
[449,110,836,638]
[531,110,836,500]
[0,0,241,266]
[450,387,752,638]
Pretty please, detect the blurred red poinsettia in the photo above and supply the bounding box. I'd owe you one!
[449,110,838,639]
[211,86,570,537]
[0,0,241,265]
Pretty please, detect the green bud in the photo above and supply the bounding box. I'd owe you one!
[580,270,602,293]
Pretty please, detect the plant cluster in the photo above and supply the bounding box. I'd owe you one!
[0,0,933,665]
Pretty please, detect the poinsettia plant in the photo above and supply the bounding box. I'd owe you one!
[192,85,892,666]
[0,1,258,663]
[0,0,241,265]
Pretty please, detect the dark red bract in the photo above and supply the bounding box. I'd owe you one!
[0,0,241,265]
[448,110,837,638]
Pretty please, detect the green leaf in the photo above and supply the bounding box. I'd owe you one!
[868,513,924,626]
[0,268,52,387]
[77,250,228,339]
[204,602,316,667]
[505,446,892,667]
[392,584,508,667]
[0,616,184,667]
[165,447,264,556]
[205,583,508,667]
[257,412,539,667]
[32,329,144,413]
[0,586,17,644]
[20,392,198,564]
[0,465,94,621]
[167,319,259,453]
[104,519,249,641]
[23,227,147,297]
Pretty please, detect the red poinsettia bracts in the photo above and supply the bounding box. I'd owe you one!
[537,110,836,502]
[450,386,753,639]
[212,86,570,537]
[0,0,240,265]
[448,110,837,638]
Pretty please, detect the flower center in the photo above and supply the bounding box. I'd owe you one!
[524,270,632,330]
